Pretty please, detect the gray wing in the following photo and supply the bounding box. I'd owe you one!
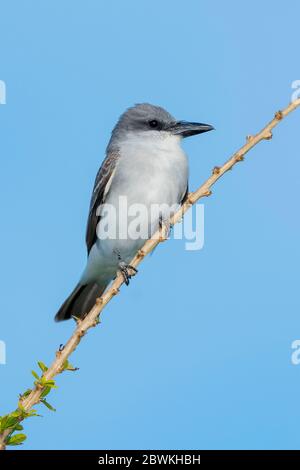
[86,150,119,254]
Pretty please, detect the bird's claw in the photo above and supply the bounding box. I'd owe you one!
[118,262,138,285]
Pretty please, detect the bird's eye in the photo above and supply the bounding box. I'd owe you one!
[148,119,159,128]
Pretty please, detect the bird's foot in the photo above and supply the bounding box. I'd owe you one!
[118,261,138,285]
[114,249,138,285]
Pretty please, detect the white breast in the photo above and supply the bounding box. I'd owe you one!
[111,131,188,208]
[85,131,189,281]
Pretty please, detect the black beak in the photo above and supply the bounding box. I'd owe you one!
[168,121,215,138]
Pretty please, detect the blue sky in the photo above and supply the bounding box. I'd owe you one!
[0,0,300,450]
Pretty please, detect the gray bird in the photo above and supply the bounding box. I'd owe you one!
[55,103,213,321]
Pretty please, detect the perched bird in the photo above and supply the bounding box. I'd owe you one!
[55,103,213,321]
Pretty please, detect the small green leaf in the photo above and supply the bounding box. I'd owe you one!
[21,389,32,399]
[5,416,20,429]
[40,386,51,398]
[27,409,42,417]
[0,414,19,431]
[15,424,24,431]
[31,370,39,380]
[0,416,9,432]
[43,380,57,389]
[63,360,78,371]
[17,405,27,417]
[7,433,27,446]
[41,399,56,412]
[37,361,48,372]
[17,406,25,417]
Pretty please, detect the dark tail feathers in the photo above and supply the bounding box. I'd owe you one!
[55,282,106,322]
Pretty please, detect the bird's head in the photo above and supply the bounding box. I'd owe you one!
[109,103,214,145]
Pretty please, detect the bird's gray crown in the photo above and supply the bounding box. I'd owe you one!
[107,103,214,152]
[107,103,176,149]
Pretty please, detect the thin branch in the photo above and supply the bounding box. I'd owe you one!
[0,98,299,450]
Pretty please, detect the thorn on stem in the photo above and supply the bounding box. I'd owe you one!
[137,249,145,259]
[185,195,195,205]
[92,317,101,327]
[264,131,273,140]
[212,166,221,175]
[204,190,212,197]
[236,155,244,162]
[275,110,283,120]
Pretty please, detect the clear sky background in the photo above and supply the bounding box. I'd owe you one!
[0,0,300,450]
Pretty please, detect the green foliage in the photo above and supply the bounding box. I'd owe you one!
[40,399,56,412]
[62,360,78,371]
[40,386,51,398]
[0,415,19,432]
[0,410,27,447]
[41,379,57,388]
[15,424,24,431]
[37,361,48,372]
[0,356,77,447]
[31,370,39,380]
[22,389,32,398]
[6,433,27,446]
